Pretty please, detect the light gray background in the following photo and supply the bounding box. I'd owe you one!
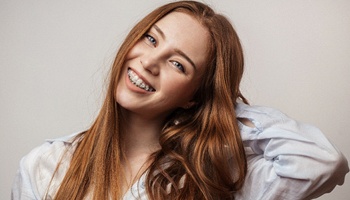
[1,0,349,199]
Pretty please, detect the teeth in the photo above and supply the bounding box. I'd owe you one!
[128,69,155,92]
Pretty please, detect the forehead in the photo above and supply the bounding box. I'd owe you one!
[154,12,209,71]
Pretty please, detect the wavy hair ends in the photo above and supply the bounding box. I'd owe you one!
[51,1,247,200]
[146,1,247,200]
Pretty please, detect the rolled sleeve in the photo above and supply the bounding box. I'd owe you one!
[235,103,349,200]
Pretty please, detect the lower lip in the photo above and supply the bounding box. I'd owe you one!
[125,70,152,94]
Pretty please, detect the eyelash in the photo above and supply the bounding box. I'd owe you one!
[171,61,185,73]
[144,33,186,73]
[145,34,157,46]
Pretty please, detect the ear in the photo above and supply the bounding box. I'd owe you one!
[181,101,196,109]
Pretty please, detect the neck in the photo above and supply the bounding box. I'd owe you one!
[119,109,165,188]
[121,109,164,159]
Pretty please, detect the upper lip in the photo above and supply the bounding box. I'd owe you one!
[128,67,156,90]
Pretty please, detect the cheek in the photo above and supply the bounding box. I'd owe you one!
[125,42,144,60]
[163,76,197,102]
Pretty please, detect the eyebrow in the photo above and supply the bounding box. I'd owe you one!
[153,25,197,70]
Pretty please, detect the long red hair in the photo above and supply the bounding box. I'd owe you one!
[51,1,247,199]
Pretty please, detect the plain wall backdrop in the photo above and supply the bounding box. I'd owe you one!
[1,0,349,199]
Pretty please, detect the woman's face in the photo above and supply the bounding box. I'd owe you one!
[116,12,209,120]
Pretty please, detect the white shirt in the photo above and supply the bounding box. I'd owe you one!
[12,103,349,199]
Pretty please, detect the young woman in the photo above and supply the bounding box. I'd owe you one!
[12,1,348,199]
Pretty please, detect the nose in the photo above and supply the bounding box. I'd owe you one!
[140,53,160,76]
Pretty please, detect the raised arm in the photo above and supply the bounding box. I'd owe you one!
[235,103,348,200]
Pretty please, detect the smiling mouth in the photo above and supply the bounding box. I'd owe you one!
[127,68,155,92]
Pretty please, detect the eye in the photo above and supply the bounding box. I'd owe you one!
[171,61,185,73]
[145,34,157,46]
